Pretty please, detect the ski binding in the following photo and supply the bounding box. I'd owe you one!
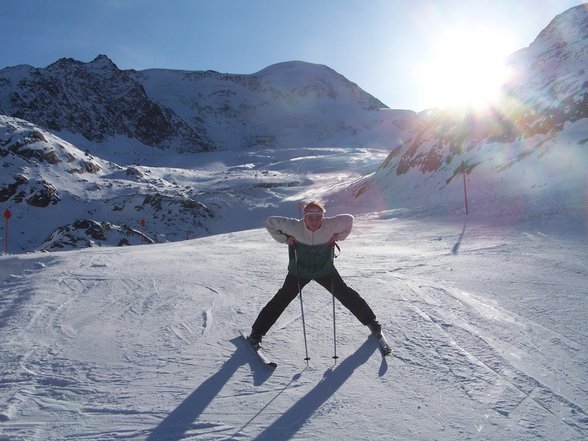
[239,330,277,369]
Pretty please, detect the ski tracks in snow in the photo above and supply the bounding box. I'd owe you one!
[340,216,587,440]
[395,278,587,436]
[0,217,586,440]
[0,250,235,440]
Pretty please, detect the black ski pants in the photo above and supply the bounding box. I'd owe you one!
[252,269,376,336]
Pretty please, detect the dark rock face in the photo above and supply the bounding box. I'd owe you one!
[40,218,155,251]
[0,174,28,202]
[0,175,60,207]
[0,55,215,151]
[26,180,60,207]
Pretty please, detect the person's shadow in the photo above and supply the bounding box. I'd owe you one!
[145,337,271,441]
[146,336,380,441]
[250,338,378,441]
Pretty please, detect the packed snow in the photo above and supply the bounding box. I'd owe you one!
[1,143,586,440]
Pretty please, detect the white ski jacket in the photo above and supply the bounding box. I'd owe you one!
[265,214,354,245]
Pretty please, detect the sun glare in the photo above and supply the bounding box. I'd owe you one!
[417,26,514,111]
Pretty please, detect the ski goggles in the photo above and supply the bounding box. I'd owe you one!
[304,209,324,220]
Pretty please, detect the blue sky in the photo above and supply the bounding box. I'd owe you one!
[0,0,583,111]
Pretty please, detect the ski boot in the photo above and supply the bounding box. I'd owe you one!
[368,319,382,339]
[248,331,263,350]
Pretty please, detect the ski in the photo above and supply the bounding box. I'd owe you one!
[374,332,392,356]
[239,331,277,369]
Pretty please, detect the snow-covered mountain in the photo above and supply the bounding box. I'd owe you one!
[1,4,587,254]
[0,56,413,156]
[335,4,587,216]
[506,2,588,127]
[135,61,395,151]
[0,53,416,252]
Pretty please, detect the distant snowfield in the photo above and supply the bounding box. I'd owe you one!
[2,116,395,251]
[1,209,586,440]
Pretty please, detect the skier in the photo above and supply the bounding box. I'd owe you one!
[248,200,382,349]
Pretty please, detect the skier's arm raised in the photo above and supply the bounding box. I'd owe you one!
[325,214,354,243]
[265,216,299,244]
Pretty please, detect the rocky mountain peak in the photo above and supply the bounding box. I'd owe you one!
[86,54,122,76]
[92,54,116,64]
[0,55,213,150]
[46,57,83,70]
[534,4,588,47]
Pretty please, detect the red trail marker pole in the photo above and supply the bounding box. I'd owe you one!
[3,209,11,254]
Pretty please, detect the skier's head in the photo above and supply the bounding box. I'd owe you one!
[304,200,325,217]
[303,200,325,231]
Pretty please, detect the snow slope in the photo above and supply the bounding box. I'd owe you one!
[0,207,586,440]
[329,118,588,218]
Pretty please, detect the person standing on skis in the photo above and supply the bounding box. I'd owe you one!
[248,200,382,348]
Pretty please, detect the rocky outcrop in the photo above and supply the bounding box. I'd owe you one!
[0,55,215,151]
[40,219,155,251]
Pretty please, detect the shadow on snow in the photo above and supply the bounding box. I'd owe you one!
[145,336,271,441]
[146,336,379,441]
[251,338,377,441]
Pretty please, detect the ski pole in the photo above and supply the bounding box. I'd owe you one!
[331,245,339,361]
[331,276,338,361]
[294,247,311,363]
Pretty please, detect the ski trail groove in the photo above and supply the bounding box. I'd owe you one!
[395,278,587,434]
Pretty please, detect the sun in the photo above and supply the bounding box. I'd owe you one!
[416,26,514,111]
